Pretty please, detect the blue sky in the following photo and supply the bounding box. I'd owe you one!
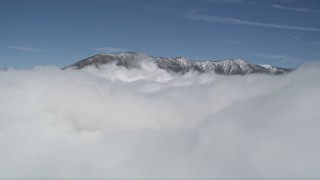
[1,0,320,69]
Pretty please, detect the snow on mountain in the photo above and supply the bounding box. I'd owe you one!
[65,52,293,75]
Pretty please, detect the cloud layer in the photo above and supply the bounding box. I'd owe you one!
[0,61,320,179]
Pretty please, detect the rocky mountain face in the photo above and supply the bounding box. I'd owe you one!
[65,52,293,75]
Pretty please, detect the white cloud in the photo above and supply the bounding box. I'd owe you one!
[92,47,127,53]
[186,13,320,32]
[8,46,42,52]
[0,60,320,178]
[272,4,310,13]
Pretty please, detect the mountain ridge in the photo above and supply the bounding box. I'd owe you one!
[65,52,294,75]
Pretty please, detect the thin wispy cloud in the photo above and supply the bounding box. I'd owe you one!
[186,13,320,32]
[6,26,83,38]
[272,4,310,13]
[252,52,303,64]
[311,41,320,45]
[206,0,244,3]
[293,36,299,40]
[248,1,258,5]
[226,39,245,46]
[8,46,42,52]
[92,47,127,53]
[116,0,183,15]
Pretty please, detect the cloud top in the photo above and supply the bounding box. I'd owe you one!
[0,61,320,179]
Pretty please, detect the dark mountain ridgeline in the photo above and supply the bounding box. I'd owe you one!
[65,52,293,75]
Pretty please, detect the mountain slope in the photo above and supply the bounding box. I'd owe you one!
[65,52,293,75]
[0,67,8,71]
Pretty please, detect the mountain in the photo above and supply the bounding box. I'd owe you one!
[65,52,293,75]
[0,67,8,71]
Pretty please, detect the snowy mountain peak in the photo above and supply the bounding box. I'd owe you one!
[219,58,247,63]
[96,52,147,58]
[65,52,293,75]
[260,64,275,71]
[114,52,147,58]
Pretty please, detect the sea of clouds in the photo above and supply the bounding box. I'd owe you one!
[0,60,320,179]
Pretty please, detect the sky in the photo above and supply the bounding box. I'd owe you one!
[0,0,320,69]
[1,1,320,178]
